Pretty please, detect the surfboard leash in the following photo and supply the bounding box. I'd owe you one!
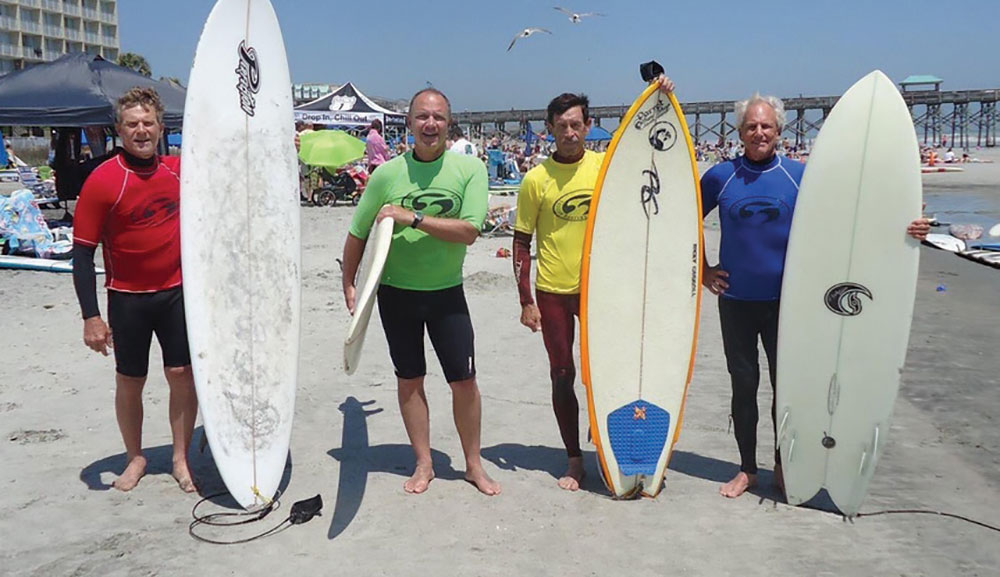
[188,492,324,545]
[855,509,1000,533]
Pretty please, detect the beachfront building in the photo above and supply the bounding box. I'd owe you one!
[293,83,338,106]
[0,0,119,76]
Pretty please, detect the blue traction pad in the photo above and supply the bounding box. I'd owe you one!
[607,400,671,476]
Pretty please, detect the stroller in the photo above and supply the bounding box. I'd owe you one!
[310,166,360,207]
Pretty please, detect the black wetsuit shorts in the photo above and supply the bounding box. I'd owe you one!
[108,286,191,378]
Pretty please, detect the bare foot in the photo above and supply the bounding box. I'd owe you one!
[774,463,785,495]
[465,466,502,496]
[719,471,756,498]
[557,457,585,491]
[172,459,198,493]
[404,463,435,494]
[113,455,147,492]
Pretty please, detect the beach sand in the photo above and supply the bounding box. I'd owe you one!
[2,156,999,576]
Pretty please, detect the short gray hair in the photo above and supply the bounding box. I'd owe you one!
[735,93,786,133]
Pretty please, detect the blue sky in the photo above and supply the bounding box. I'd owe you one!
[121,0,999,111]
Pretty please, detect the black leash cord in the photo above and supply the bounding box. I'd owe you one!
[189,491,291,545]
[856,509,1000,532]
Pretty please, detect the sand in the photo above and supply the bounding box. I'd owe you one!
[1,155,999,576]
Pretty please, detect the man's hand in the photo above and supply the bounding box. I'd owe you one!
[83,316,113,356]
[294,132,301,153]
[343,280,357,315]
[654,74,675,95]
[377,204,415,226]
[907,217,932,241]
[520,303,542,332]
[703,266,730,296]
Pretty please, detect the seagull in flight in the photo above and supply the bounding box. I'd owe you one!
[554,7,606,23]
[508,27,553,51]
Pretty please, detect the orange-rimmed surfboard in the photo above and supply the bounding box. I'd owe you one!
[580,83,703,498]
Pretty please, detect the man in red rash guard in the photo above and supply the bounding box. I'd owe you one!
[72,87,197,494]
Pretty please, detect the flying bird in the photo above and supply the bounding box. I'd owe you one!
[507,27,553,51]
[554,7,606,23]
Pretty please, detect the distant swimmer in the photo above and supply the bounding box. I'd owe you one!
[508,27,552,51]
[554,7,606,23]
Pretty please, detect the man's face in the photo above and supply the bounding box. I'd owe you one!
[117,104,162,159]
[548,105,591,158]
[408,92,450,159]
[739,102,780,162]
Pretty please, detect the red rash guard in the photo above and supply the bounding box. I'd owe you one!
[73,153,182,293]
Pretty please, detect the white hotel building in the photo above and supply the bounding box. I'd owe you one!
[0,0,119,76]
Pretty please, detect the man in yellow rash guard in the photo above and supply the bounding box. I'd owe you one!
[342,88,500,497]
[512,80,676,491]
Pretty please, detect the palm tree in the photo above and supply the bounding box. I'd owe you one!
[117,52,151,77]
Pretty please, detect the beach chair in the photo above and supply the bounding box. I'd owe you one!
[482,205,516,237]
[15,167,59,208]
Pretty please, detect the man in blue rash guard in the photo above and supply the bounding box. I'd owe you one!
[702,93,932,499]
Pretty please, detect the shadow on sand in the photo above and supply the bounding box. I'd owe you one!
[79,425,293,510]
[325,396,466,540]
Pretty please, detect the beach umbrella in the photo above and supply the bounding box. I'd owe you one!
[298,130,365,169]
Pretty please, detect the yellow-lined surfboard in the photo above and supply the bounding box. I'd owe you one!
[581,83,703,498]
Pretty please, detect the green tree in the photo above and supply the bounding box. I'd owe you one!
[117,52,151,77]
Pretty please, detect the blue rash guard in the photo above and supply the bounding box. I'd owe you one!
[701,154,805,301]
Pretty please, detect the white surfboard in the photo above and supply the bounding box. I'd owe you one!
[581,84,703,498]
[180,0,299,510]
[0,255,104,274]
[923,233,965,253]
[344,216,394,375]
[776,70,921,517]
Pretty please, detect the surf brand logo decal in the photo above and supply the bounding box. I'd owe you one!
[235,40,261,117]
[401,188,463,218]
[633,98,671,130]
[648,121,677,152]
[551,188,592,221]
[130,196,178,227]
[691,243,699,297]
[824,283,873,316]
[634,406,647,420]
[728,197,791,226]
[640,162,660,217]
[328,95,357,111]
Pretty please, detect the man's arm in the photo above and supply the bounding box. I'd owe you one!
[376,205,479,245]
[513,230,541,332]
[72,244,113,355]
[341,232,366,314]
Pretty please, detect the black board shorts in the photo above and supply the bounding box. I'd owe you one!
[108,286,191,378]
[376,284,476,383]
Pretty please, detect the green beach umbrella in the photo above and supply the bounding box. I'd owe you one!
[298,130,366,169]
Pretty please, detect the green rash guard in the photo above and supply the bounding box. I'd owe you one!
[349,150,488,291]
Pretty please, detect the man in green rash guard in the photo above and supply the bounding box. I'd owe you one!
[341,88,500,496]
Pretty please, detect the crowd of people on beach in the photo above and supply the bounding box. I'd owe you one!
[65,74,936,509]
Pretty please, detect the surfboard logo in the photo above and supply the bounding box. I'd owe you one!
[552,188,592,221]
[640,162,660,217]
[401,189,462,218]
[729,197,791,226]
[633,98,671,130]
[824,283,873,316]
[648,121,677,152]
[130,196,178,228]
[235,40,261,117]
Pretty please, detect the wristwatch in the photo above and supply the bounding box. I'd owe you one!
[411,211,424,229]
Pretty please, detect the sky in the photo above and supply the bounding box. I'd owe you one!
[120,0,1000,112]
